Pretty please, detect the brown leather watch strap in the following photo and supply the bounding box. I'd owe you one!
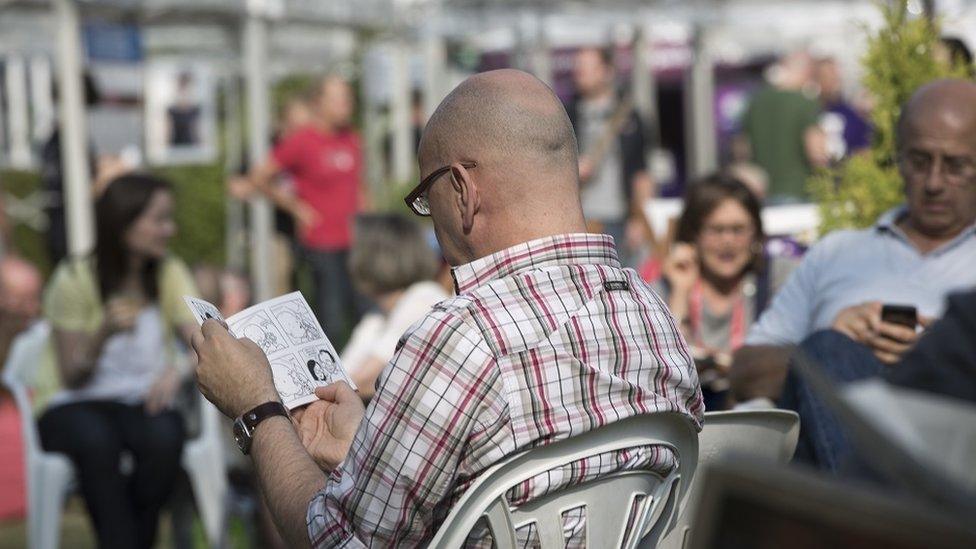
[242,401,288,432]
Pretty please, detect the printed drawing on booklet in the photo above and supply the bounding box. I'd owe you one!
[235,311,288,355]
[190,298,223,323]
[302,346,341,384]
[270,354,316,404]
[273,298,324,345]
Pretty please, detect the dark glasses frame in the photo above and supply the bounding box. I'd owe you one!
[404,161,478,216]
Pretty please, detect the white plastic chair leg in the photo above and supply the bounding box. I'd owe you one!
[30,455,74,549]
[182,440,228,547]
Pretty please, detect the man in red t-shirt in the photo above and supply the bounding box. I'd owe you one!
[237,75,367,342]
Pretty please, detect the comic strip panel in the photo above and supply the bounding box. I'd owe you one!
[183,296,225,325]
[271,297,325,346]
[233,310,288,356]
[268,353,317,408]
[299,344,344,385]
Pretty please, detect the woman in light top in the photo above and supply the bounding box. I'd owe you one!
[656,174,797,410]
[341,214,447,401]
[39,173,199,549]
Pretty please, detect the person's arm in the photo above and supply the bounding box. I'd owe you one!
[729,242,824,401]
[52,297,138,388]
[804,125,829,169]
[251,415,327,549]
[192,320,338,547]
[303,311,499,547]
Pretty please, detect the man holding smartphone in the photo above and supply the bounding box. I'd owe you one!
[730,79,976,403]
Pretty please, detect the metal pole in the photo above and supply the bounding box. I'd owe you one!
[6,55,32,168]
[30,55,56,144]
[631,25,659,141]
[54,0,94,258]
[391,42,413,184]
[362,43,385,205]
[244,12,274,301]
[685,24,717,179]
[422,27,446,125]
[530,14,552,87]
[222,73,247,271]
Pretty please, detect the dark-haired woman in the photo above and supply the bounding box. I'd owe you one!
[38,174,199,548]
[656,174,797,410]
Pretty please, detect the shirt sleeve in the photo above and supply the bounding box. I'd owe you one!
[272,130,304,172]
[745,241,825,346]
[306,309,500,547]
[159,257,198,328]
[42,261,97,333]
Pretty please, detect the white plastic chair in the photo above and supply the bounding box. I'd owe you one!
[1,322,228,549]
[659,409,800,549]
[428,412,699,549]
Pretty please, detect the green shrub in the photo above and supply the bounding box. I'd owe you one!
[809,1,970,233]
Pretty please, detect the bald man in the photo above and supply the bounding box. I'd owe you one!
[730,80,976,443]
[0,256,43,371]
[193,70,702,547]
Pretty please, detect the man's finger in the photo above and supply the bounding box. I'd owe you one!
[869,334,911,355]
[190,330,206,356]
[201,318,231,339]
[315,381,356,403]
[918,315,936,329]
[877,322,917,344]
[863,302,883,332]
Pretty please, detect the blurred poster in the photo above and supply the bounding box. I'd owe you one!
[145,60,216,165]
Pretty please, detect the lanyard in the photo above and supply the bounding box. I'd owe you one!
[687,279,747,351]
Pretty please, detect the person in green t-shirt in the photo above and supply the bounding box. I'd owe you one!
[739,52,828,202]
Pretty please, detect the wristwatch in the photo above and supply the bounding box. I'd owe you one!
[233,401,289,455]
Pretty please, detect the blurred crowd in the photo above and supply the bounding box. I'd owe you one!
[1,34,975,549]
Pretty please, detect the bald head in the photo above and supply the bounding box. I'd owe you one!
[0,256,42,328]
[898,79,976,144]
[420,69,578,183]
[896,79,976,242]
[417,70,587,265]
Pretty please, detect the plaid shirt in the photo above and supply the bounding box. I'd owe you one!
[307,233,704,547]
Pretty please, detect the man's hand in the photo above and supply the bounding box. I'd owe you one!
[832,302,931,365]
[291,382,364,472]
[293,201,320,233]
[192,319,280,419]
[227,176,255,200]
[578,157,594,183]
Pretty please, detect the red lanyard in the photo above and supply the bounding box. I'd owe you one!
[687,279,747,351]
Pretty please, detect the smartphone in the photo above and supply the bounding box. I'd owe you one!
[881,304,918,329]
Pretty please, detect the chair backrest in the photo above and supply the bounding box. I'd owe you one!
[428,412,699,549]
[657,409,800,549]
[698,410,800,464]
[1,322,52,458]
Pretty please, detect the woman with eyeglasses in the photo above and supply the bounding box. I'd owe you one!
[655,173,798,410]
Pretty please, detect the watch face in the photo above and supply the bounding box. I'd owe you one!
[233,417,251,454]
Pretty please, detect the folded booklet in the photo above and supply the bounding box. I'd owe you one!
[183,291,356,410]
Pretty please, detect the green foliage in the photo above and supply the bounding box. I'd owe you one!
[153,163,227,266]
[2,164,226,276]
[809,0,970,232]
[1,169,50,276]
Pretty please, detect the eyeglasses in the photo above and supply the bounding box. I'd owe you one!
[701,223,755,239]
[898,151,976,185]
[404,161,478,216]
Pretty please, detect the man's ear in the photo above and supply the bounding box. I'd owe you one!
[450,163,480,234]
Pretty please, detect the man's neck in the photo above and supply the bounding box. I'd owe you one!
[583,86,614,105]
[466,222,590,266]
[897,217,970,255]
[314,116,335,134]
